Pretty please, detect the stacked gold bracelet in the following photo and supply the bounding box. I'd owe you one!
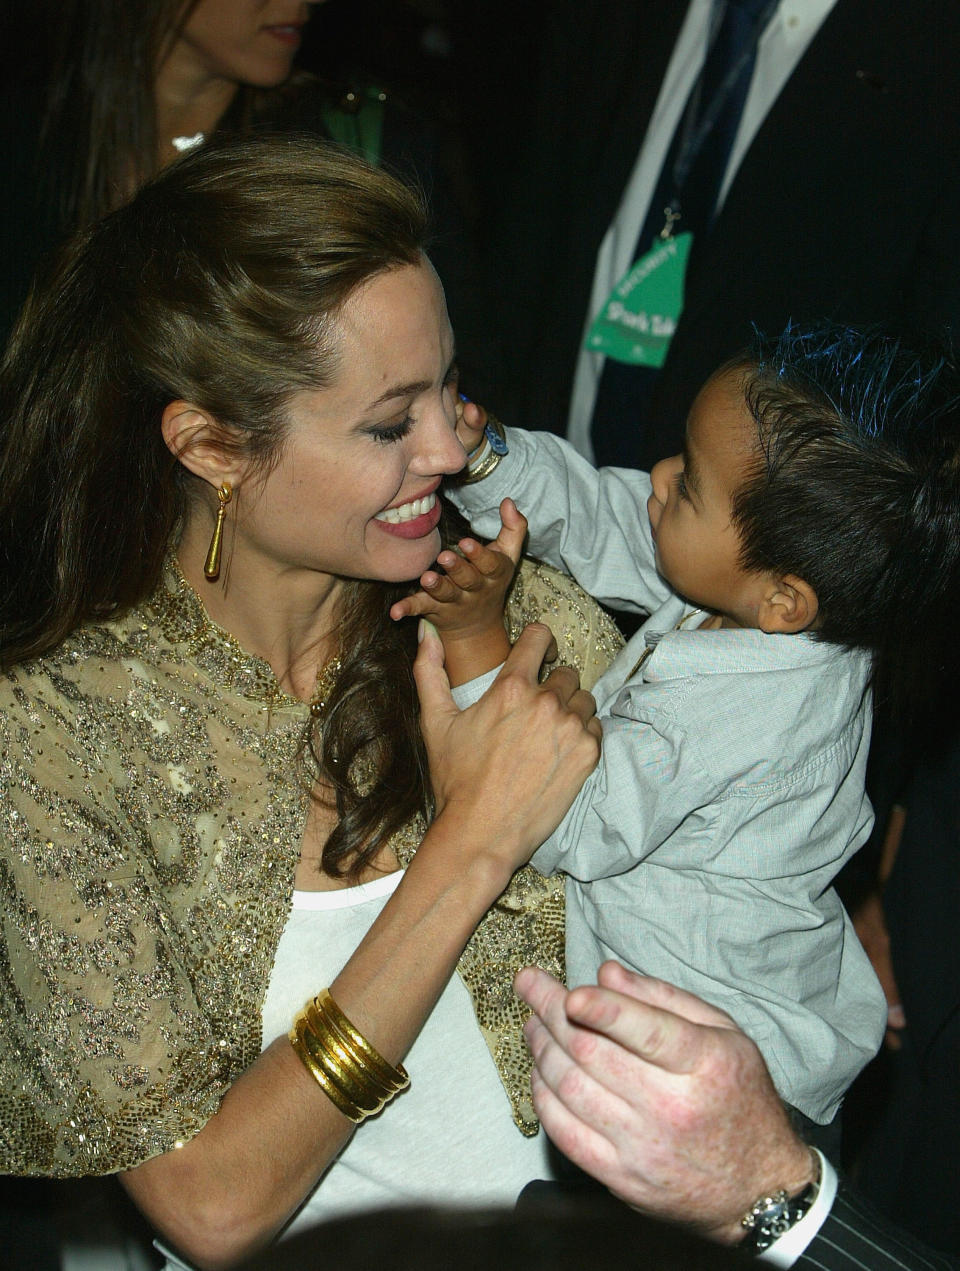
[289,988,409,1123]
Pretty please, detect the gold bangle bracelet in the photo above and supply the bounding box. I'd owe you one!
[316,990,409,1093]
[300,1006,391,1108]
[290,990,410,1125]
[298,1018,386,1115]
[305,1000,398,1100]
[290,1016,366,1120]
[289,1017,366,1123]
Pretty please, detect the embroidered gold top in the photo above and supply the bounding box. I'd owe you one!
[0,557,621,1177]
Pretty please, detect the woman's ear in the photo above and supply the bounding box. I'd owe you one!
[161,400,244,489]
[758,573,820,634]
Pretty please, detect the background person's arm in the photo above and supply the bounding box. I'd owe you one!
[516,961,817,1242]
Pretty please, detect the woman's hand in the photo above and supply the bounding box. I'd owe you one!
[414,619,601,878]
[515,961,817,1244]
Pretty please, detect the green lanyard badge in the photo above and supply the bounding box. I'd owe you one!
[584,230,692,368]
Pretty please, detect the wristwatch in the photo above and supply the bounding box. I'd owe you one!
[459,416,508,484]
[739,1153,821,1255]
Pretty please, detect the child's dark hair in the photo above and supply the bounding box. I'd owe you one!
[727,323,960,718]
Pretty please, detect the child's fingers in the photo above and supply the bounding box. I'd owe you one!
[455,394,488,452]
[390,590,441,622]
[437,548,489,591]
[421,571,468,603]
[490,498,528,566]
[500,497,527,534]
[389,579,461,623]
[390,594,423,622]
[459,538,513,580]
[462,399,488,430]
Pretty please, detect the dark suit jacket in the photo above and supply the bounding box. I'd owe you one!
[849,733,960,1255]
[474,0,960,468]
[798,1180,960,1270]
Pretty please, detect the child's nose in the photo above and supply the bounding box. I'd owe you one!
[649,454,678,501]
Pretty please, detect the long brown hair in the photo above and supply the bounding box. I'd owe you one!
[0,132,439,876]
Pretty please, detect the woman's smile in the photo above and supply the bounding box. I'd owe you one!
[374,486,441,536]
[376,477,445,533]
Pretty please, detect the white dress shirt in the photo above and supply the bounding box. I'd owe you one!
[567,0,839,459]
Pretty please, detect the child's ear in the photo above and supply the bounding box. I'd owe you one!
[758,574,819,634]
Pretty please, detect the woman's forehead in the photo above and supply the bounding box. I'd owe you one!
[332,263,452,377]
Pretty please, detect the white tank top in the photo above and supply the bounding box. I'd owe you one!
[262,871,556,1236]
[157,871,556,1267]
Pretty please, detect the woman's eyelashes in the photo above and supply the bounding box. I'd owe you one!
[367,366,460,445]
[368,414,414,445]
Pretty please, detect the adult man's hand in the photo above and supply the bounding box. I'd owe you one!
[516,961,817,1243]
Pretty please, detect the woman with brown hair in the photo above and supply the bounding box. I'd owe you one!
[3,1,316,334]
[0,133,617,1269]
[3,1,476,351]
[38,0,328,229]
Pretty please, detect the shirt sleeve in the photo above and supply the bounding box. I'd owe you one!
[450,665,502,709]
[449,428,673,615]
[760,1151,837,1267]
[0,702,235,1177]
[794,1171,959,1271]
[532,688,720,880]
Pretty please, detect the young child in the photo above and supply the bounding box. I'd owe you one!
[392,324,960,1129]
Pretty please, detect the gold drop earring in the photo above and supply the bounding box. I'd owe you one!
[203,482,232,580]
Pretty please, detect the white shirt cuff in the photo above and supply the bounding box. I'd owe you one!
[449,664,504,710]
[757,1150,837,1266]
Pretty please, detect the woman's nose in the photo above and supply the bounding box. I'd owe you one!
[411,403,468,476]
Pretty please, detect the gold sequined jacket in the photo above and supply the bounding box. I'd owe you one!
[0,558,621,1177]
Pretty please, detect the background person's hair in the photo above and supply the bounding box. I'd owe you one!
[0,130,439,876]
[728,323,960,719]
[36,0,291,234]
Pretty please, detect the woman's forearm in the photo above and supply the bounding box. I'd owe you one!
[120,819,515,1270]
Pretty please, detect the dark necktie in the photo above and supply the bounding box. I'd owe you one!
[589,0,775,470]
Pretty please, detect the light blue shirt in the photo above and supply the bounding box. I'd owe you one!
[450,427,886,1123]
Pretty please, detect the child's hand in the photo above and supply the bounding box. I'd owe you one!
[455,394,488,455]
[390,499,528,685]
[391,497,526,630]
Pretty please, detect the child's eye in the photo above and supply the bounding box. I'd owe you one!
[674,471,689,500]
[368,415,414,445]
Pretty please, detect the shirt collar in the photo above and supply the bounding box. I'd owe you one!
[640,613,852,681]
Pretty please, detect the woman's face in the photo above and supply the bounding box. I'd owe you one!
[176,0,324,90]
[234,258,468,586]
